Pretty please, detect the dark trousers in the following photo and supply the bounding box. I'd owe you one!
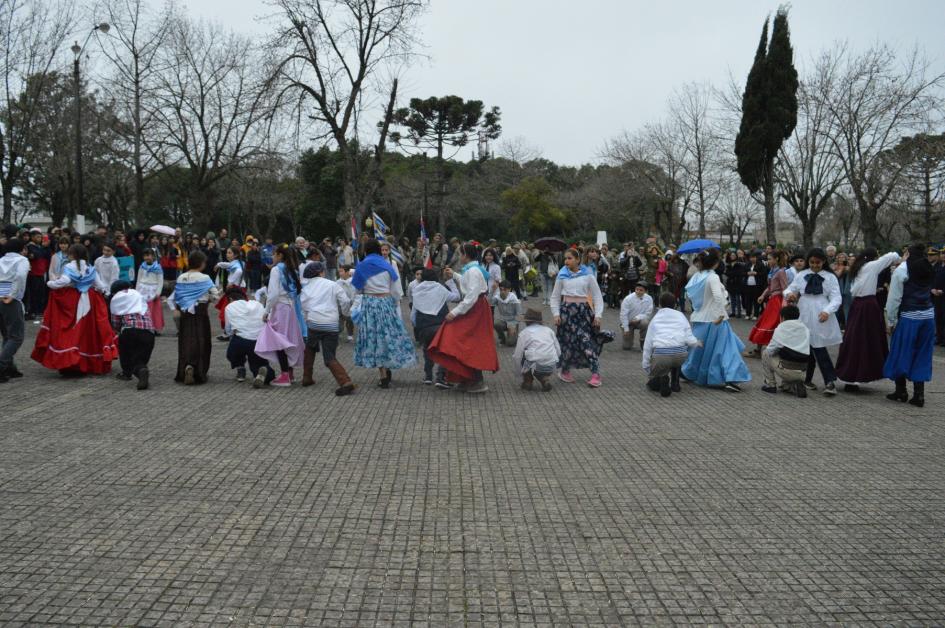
[806,346,836,385]
[117,328,155,377]
[247,269,262,292]
[729,287,743,316]
[415,324,444,380]
[934,294,945,344]
[226,335,274,382]
[743,285,762,317]
[25,275,47,316]
[508,275,523,299]
[0,299,25,370]
[305,329,340,365]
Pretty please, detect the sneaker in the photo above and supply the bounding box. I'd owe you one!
[724,382,742,393]
[253,366,268,389]
[794,382,808,398]
[761,385,778,394]
[423,377,434,386]
[823,382,837,396]
[558,371,575,384]
[271,372,292,387]
[804,382,817,391]
[843,383,860,393]
[0,372,8,383]
[4,366,23,379]
[434,379,453,390]
[136,367,149,390]
[347,335,354,342]
[183,365,195,386]
[216,334,230,342]
[587,373,602,388]
[466,381,489,394]
[236,368,246,383]
[116,372,133,381]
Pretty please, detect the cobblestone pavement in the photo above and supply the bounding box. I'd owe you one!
[1,302,944,626]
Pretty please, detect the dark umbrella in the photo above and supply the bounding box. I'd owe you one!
[534,237,567,252]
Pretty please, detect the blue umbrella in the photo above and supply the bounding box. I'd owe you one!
[676,239,720,255]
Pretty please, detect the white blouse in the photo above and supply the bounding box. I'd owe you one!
[690,271,729,323]
[355,270,404,299]
[850,252,900,297]
[452,265,488,317]
[216,260,243,286]
[550,273,604,318]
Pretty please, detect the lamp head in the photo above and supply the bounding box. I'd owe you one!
[96,22,109,34]
[70,41,80,55]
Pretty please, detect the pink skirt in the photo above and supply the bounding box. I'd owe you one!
[254,301,304,368]
[146,297,164,332]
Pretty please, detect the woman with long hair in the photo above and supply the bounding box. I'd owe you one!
[32,243,118,375]
[351,238,416,388]
[482,248,502,302]
[213,246,245,339]
[746,249,789,356]
[724,251,746,318]
[551,247,608,388]
[255,244,307,387]
[428,242,499,393]
[835,247,900,391]
[884,244,935,407]
[681,250,751,392]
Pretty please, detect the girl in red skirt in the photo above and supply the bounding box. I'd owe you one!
[746,250,789,357]
[429,242,499,394]
[32,244,118,375]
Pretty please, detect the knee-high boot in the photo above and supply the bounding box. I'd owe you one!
[302,347,316,387]
[909,381,925,408]
[670,367,681,392]
[327,360,355,396]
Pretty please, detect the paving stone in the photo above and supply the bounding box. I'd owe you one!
[1,310,944,625]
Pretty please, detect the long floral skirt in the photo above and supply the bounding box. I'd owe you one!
[354,295,417,369]
[556,302,612,374]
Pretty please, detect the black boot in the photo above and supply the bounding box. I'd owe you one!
[646,376,660,392]
[670,368,681,393]
[659,375,671,397]
[909,381,925,408]
[887,377,908,403]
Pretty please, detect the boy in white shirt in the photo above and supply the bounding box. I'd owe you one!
[620,282,654,350]
[93,242,119,295]
[642,292,700,397]
[406,269,422,309]
[300,261,355,395]
[493,280,522,346]
[761,304,811,398]
[223,285,274,388]
[512,308,560,392]
[0,238,30,382]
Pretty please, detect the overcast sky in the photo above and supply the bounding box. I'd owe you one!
[186,0,945,166]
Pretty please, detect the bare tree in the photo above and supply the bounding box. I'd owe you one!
[715,182,761,248]
[97,0,173,222]
[0,0,75,222]
[776,51,846,247]
[269,0,425,225]
[816,43,945,246]
[497,135,542,165]
[147,17,277,226]
[669,82,726,238]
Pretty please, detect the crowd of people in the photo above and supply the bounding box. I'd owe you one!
[0,222,941,406]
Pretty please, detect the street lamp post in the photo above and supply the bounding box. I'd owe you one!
[70,22,109,221]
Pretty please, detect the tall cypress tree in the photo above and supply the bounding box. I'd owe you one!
[735,8,798,244]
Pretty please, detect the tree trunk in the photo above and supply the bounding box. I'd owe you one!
[859,198,879,247]
[801,218,815,249]
[763,157,776,245]
[1,179,12,224]
[923,169,932,242]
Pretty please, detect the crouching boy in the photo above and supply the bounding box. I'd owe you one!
[223,285,275,388]
[512,308,560,392]
[642,292,699,397]
[761,304,811,398]
[109,280,156,390]
[493,280,522,346]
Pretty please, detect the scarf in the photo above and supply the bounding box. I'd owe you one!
[351,254,397,291]
[462,261,490,284]
[110,289,147,316]
[278,262,307,340]
[804,272,825,295]
[173,277,215,314]
[63,262,98,323]
[556,265,590,281]
[140,260,163,275]
[685,270,711,312]
[768,265,780,280]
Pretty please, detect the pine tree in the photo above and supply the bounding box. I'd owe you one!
[735,8,798,244]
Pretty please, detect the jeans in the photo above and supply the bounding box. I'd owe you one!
[117,328,155,377]
[542,275,554,301]
[806,346,836,385]
[305,328,340,364]
[327,268,338,281]
[0,299,25,369]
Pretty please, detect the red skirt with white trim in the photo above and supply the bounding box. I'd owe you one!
[31,288,118,374]
[428,295,500,382]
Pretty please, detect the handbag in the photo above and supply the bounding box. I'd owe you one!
[547,260,559,278]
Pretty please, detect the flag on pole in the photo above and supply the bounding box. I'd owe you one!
[372,211,405,266]
[420,215,432,268]
[350,214,358,243]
